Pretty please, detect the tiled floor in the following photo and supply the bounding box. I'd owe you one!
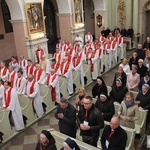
[0,49,150,150]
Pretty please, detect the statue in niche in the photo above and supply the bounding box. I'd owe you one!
[74,0,82,23]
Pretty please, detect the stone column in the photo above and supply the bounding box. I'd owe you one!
[10,19,28,59]
[133,0,139,34]
[125,0,132,28]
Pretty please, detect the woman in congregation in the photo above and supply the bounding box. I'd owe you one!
[112,66,127,88]
[136,84,150,124]
[129,52,138,70]
[92,76,108,99]
[118,92,140,129]
[95,93,115,122]
[75,87,86,111]
[110,78,128,104]
[119,58,130,74]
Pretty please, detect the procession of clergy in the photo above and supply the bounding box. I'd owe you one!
[0,30,124,132]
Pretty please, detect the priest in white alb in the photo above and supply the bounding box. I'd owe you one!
[2,81,25,131]
[41,69,60,103]
[22,74,44,118]
[0,61,9,81]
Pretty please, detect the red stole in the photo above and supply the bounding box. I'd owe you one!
[26,65,35,76]
[0,66,8,76]
[35,49,45,63]
[9,71,16,87]
[46,74,57,101]
[34,68,43,81]
[86,51,96,72]
[19,59,26,68]
[4,87,12,108]
[12,59,18,64]
[16,77,23,88]
[51,63,60,72]
[54,53,61,63]
[60,61,70,75]
[112,41,116,49]
[26,80,36,94]
[73,52,82,67]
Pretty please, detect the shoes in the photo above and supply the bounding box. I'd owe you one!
[69,93,74,96]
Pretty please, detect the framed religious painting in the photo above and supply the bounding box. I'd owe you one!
[25,2,45,35]
[74,0,83,23]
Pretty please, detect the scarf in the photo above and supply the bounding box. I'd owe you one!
[124,99,134,108]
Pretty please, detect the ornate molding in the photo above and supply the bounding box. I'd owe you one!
[117,0,126,28]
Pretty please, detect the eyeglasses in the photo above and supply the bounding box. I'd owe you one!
[83,102,92,105]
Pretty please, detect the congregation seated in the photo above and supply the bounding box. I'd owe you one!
[92,76,107,99]
[127,65,140,92]
[95,93,115,122]
[35,130,57,150]
[136,84,150,124]
[138,72,150,91]
[129,52,138,70]
[75,87,86,111]
[137,59,148,79]
[110,78,128,104]
[60,138,81,150]
[112,66,127,88]
[119,58,130,74]
[118,92,140,129]
[101,117,127,150]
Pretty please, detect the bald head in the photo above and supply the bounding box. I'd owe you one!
[110,117,120,130]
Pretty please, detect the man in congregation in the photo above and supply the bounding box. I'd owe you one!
[101,117,127,150]
[77,96,104,147]
[55,98,77,138]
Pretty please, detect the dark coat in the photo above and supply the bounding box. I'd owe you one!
[127,28,134,38]
[110,85,128,103]
[138,77,150,91]
[129,57,138,70]
[77,104,104,138]
[95,99,115,121]
[101,125,127,150]
[137,65,148,78]
[112,71,127,88]
[55,103,77,138]
[35,136,57,150]
[143,41,150,49]
[136,89,150,110]
[135,49,146,60]
[92,83,108,98]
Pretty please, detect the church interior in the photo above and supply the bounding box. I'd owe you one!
[0,0,150,150]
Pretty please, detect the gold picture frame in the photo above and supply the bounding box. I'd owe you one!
[25,2,45,35]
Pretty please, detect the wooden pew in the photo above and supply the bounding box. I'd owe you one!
[72,70,81,92]
[39,84,55,111]
[59,77,69,98]
[83,63,92,85]
[18,95,37,125]
[0,109,15,141]
[135,110,148,148]
[49,129,100,150]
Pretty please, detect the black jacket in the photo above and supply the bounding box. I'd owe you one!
[77,104,104,138]
[137,65,148,78]
[110,85,128,103]
[35,136,57,150]
[135,49,146,60]
[95,99,115,121]
[55,103,77,138]
[101,125,127,150]
[92,83,108,98]
[112,72,127,88]
[129,57,138,70]
[136,89,150,110]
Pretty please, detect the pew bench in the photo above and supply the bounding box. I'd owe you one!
[18,95,37,125]
[39,84,55,111]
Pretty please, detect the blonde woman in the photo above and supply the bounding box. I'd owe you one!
[75,87,86,111]
[119,58,130,74]
[118,92,140,129]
